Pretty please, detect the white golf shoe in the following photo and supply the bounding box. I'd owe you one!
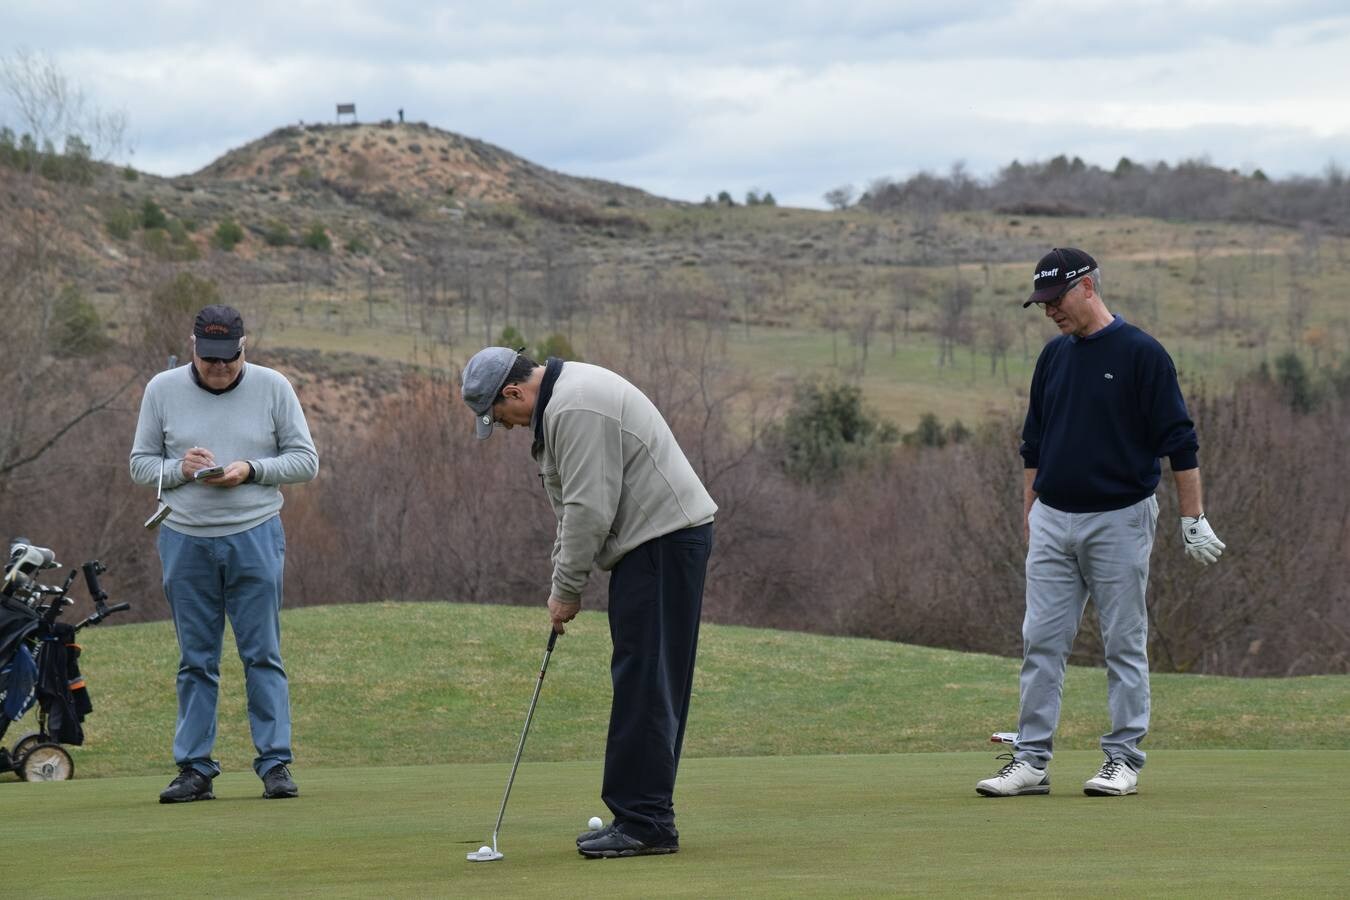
[976,756,1050,796]
[1083,758,1138,796]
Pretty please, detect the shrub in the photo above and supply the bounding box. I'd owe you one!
[498,325,527,349]
[0,127,16,168]
[300,222,331,252]
[368,189,419,220]
[141,199,168,230]
[904,412,947,448]
[142,272,220,357]
[49,285,112,357]
[1273,351,1317,413]
[765,379,899,483]
[122,165,139,181]
[213,218,244,251]
[142,227,198,261]
[264,219,292,246]
[343,235,369,255]
[165,219,191,245]
[535,333,577,361]
[142,227,171,258]
[105,206,135,240]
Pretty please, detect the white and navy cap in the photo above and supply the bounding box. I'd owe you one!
[461,347,519,439]
[1024,247,1097,307]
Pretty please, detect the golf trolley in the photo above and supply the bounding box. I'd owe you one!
[0,539,129,781]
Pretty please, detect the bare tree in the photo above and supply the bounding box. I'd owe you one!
[848,305,879,376]
[1,48,127,165]
[0,50,135,490]
[935,277,972,371]
[819,307,845,368]
[823,184,855,211]
[983,308,1013,383]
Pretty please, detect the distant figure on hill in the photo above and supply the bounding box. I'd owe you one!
[130,305,319,804]
[398,108,403,123]
[461,347,716,859]
[976,247,1226,800]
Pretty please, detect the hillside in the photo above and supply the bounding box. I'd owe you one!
[196,121,675,210]
[4,125,1346,683]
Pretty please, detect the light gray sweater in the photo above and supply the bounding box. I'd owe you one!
[129,363,319,537]
[533,362,717,602]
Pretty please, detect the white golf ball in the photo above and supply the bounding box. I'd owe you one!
[588,816,604,830]
[478,846,492,855]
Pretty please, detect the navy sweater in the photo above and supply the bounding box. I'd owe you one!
[1020,316,1198,513]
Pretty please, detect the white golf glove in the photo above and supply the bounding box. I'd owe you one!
[1181,514,1225,566]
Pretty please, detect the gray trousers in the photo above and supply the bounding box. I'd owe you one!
[1015,495,1158,771]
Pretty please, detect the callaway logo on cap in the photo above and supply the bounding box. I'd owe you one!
[193,305,245,357]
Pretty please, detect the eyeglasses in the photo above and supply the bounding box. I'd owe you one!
[1034,276,1085,308]
[200,350,242,365]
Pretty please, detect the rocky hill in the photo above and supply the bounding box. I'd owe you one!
[197,120,672,209]
[0,119,697,294]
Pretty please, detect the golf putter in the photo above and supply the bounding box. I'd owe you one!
[467,628,561,863]
[144,457,171,529]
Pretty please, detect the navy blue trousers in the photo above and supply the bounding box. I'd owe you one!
[602,523,713,842]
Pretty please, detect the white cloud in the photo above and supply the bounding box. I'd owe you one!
[2,1,1349,206]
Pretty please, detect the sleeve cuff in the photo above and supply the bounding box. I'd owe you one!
[1168,450,1199,471]
[551,583,582,603]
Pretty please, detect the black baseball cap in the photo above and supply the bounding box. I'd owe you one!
[193,305,245,357]
[1024,248,1097,307]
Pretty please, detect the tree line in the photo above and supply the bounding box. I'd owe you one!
[4,306,1346,678]
[830,155,1350,231]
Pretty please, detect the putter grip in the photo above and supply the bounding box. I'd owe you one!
[547,628,559,651]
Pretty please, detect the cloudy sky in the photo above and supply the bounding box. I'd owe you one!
[4,1,1350,207]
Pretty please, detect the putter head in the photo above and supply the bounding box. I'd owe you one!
[144,503,172,530]
[466,844,503,862]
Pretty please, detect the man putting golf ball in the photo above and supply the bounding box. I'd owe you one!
[462,347,716,859]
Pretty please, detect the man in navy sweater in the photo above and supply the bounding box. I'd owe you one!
[977,248,1226,799]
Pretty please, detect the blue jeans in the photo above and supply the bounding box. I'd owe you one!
[1016,495,1158,771]
[157,516,291,778]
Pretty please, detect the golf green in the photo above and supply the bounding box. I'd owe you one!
[7,750,1345,897]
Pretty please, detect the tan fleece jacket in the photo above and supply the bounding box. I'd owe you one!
[532,363,716,602]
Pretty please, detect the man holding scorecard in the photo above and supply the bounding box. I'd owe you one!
[130,305,319,803]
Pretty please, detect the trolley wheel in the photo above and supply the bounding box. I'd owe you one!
[18,743,74,781]
[12,731,44,760]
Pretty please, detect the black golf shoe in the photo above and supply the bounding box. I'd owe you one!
[159,767,215,803]
[578,826,678,859]
[577,821,613,846]
[262,764,299,799]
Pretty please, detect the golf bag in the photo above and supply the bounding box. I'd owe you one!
[0,539,129,780]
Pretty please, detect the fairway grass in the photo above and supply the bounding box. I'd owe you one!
[8,751,1346,898]
[15,602,1350,779]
